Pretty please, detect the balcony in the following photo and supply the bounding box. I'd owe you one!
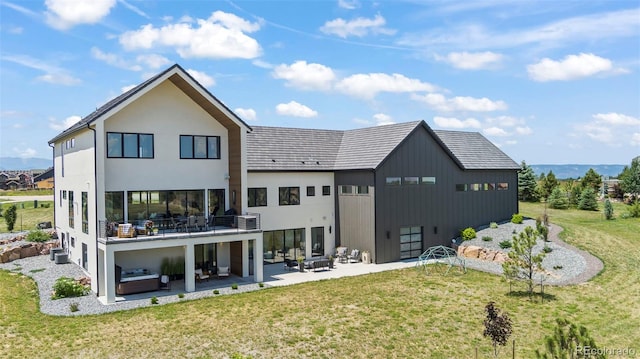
[98,214,261,243]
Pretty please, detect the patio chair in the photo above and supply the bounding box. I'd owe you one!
[171,217,185,232]
[117,223,136,238]
[196,215,207,231]
[195,269,210,282]
[283,258,298,271]
[347,249,360,263]
[336,246,348,263]
[186,216,198,231]
[217,266,230,278]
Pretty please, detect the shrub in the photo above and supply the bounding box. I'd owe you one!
[51,277,89,299]
[4,204,17,232]
[177,293,185,299]
[499,240,512,249]
[231,283,238,290]
[604,199,614,220]
[553,265,563,270]
[627,201,640,218]
[151,296,159,304]
[490,222,498,229]
[26,229,51,242]
[213,289,220,295]
[511,213,523,224]
[482,236,493,242]
[461,227,477,241]
[258,282,264,288]
[69,302,79,312]
[543,246,553,253]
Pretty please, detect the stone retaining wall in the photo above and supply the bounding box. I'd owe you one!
[0,231,60,263]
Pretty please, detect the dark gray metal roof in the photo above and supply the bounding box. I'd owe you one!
[248,121,520,171]
[433,130,521,170]
[49,64,252,144]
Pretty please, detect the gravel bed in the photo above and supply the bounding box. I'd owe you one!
[459,219,602,286]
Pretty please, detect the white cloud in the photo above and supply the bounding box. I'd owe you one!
[2,54,81,86]
[252,59,273,69]
[433,116,481,129]
[338,0,360,10]
[413,93,507,112]
[336,73,437,99]
[275,101,318,118]
[13,147,37,158]
[320,14,396,38]
[36,73,82,86]
[49,115,81,131]
[574,112,640,147]
[45,0,116,30]
[9,26,23,34]
[272,61,336,91]
[234,108,257,121]
[186,69,215,87]
[485,115,525,127]
[592,113,640,126]
[515,126,533,135]
[439,51,503,70]
[136,54,171,69]
[119,11,262,59]
[91,47,142,71]
[505,140,518,145]
[483,127,509,137]
[121,84,136,93]
[373,113,395,126]
[527,53,613,82]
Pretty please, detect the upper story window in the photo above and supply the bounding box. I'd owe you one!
[82,192,89,234]
[279,187,300,206]
[386,177,401,186]
[65,138,75,149]
[107,132,154,158]
[307,186,316,196]
[68,190,74,228]
[497,183,509,190]
[180,135,220,159]
[422,177,436,184]
[248,188,267,207]
[322,185,331,196]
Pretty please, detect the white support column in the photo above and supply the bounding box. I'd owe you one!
[242,239,249,278]
[103,246,116,304]
[185,244,195,292]
[254,234,263,283]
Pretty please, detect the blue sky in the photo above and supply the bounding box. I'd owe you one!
[1,0,638,165]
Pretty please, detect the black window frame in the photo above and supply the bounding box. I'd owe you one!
[180,135,221,159]
[106,132,154,158]
[322,185,331,196]
[279,187,300,206]
[306,186,315,197]
[248,188,267,207]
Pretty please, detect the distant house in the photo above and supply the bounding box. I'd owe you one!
[48,63,520,304]
[33,167,54,190]
[0,170,34,190]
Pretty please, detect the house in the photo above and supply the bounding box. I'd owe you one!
[49,63,520,304]
[246,122,521,264]
[33,167,54,190]
[49,64,263,304]
[0,170,34,190]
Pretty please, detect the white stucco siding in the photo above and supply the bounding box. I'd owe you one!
[247,172,335,256]
[102,81,230,192]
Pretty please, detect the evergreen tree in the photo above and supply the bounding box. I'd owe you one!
[4,204,17,232]
[604,199,614,220]
[548,187,569,209]
[569,185,582,208]
[502,226,546,296]
[578,188,598,211]
[540,171,559,199]
[581,168,602,193]
[518,161,539,202]
[535,318,604,359]
[619,156,640,198]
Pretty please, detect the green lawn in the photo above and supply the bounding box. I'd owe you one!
[0,200,54,233]
[0,202,638,358]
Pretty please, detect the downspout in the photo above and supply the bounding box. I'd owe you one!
[88,124,100,296]
[48,142,57,242]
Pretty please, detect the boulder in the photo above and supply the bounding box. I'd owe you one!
[493,252,508,263]
[457,246,467,256]
[8,248,21,261]
[21,245,38,258]
[463,245,482,258]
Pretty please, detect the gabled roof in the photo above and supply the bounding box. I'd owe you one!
[49,64,252,144]
[33,167,54,181]
[247,120,520,172]
[432,130,521,170]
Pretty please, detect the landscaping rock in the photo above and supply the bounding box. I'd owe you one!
[463,245,481,258]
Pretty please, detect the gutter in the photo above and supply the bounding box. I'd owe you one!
[88,123,100,297]
[48,142,56,242]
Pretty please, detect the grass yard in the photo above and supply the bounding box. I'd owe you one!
[0,202,639,358]
[0,200,54,233]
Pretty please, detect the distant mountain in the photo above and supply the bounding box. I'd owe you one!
[531,164,626,179]
[0,157,52,171]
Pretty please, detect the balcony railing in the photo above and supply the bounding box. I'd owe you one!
[98,213,261,241]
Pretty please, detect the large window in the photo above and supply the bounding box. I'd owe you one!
[263,228,305,264]
[279,187,300,205]
[82,192,88,234]
[400,226,422,259]
[107,132,153,158]
[180,135,220,159]
[124,190,205,223]
[311,227,324,257]
[105,192,124,222]
[248,188,267,207]
[68,191,74,228]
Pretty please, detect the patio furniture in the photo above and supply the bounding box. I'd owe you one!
[217,266,230,278]
[347,249,360,263]
[117,223,136,238]
[284,259,298,271]
[171,217,185,232]
[159,275,171,290]
[196,215,207,231]
[195,268,210,282]
[186,216,198,231]
[336,247,348,263]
